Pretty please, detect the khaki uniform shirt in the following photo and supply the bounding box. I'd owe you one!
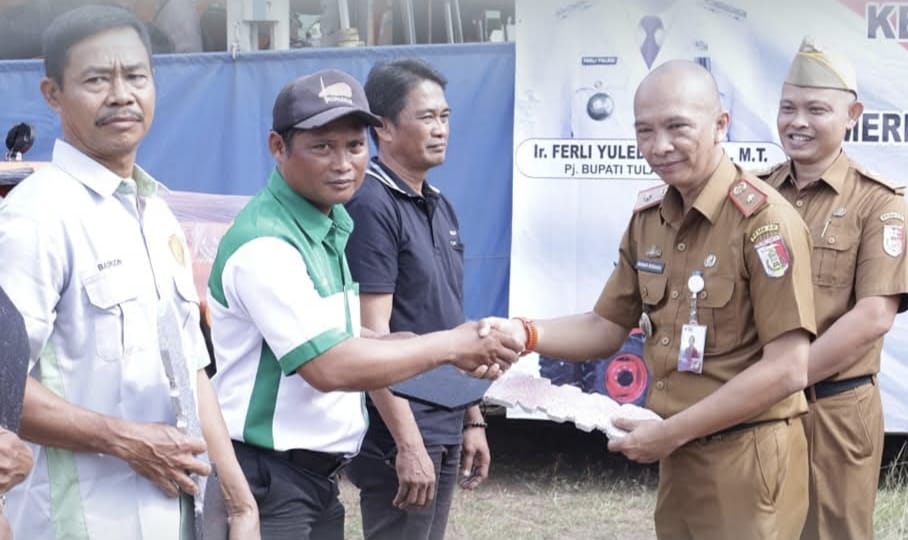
[762,151,908,380]
[596,155,816,421]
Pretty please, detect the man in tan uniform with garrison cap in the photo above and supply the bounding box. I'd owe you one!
[487,60,816,539]
[760,37,908,540]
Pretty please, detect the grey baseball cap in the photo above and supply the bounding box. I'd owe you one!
[272,69,382,131]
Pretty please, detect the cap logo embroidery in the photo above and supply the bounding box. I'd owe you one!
[319,78,354,105]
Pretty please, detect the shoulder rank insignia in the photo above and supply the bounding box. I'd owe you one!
[728,178,768,217]
[855,164,905,194]
[634,184,669,212]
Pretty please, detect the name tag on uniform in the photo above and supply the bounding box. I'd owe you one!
[636,259,665,274]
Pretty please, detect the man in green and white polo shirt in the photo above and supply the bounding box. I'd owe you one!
[207,69,521,540]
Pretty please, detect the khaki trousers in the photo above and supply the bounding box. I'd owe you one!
[801,380,884,540]
[655,418,808,540]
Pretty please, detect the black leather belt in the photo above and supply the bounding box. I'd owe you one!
[805,375,873,401]
[697,418,786,444]
[285,448,351,477]
[236,441,351,477]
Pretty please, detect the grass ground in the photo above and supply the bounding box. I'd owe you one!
[339,418,908,539]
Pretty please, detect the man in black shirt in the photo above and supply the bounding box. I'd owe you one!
[344,58,487,540]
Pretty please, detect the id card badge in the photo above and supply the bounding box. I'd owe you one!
[678,323,706,374]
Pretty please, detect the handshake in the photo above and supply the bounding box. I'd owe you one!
[445,317,531,380]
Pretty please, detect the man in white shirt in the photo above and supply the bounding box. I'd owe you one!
[0,6,258,539]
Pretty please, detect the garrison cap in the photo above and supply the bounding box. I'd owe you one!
[784,36,857,96]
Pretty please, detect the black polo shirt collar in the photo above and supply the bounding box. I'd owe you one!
[366,157,441,199]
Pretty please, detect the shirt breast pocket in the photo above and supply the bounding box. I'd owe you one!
[83,269,139,362]
[813,231,857,288]
[638,273,668,307]
[697,275,736,352]
[637,273,668,336]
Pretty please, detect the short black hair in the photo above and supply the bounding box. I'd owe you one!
[43,5,152,87]
[277,127,302,153]
[364,58,447,147]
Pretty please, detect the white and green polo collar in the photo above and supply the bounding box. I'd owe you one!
[266,168,353,246]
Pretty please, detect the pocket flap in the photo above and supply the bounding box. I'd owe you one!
[638,273,668,305]
[84,269,137,309]
[698,275,734,308]
[813,230,855,253]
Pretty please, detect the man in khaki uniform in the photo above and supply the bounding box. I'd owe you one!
[760,38,908,540]
[488,60,816,539]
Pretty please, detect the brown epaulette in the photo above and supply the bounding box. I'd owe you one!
[855,164,905,195]
[633,184,668,212]
[728,178,768,217]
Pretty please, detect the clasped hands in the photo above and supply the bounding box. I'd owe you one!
[458,319,677,462]
[448,317,530,379]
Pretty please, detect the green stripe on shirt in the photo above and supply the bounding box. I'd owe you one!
[40,341,91,540]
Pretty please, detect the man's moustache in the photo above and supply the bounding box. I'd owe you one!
[95,111,144,126]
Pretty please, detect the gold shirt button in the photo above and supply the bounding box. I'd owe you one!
[795,200,804,207]
[827,236,837,245]
[655,380,665,390]
[677,242,687,252]
[670,289,679,299]
[660,336,670,346]
[700,291,708,300]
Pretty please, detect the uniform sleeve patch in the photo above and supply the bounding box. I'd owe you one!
[754,234,791,278]
[883,224,905,257]
[749,223,780,243]
[880,212,905,222]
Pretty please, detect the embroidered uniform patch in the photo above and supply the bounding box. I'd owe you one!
[169,234,186,267]
[754,234,790,278]
[749,223,780,243]
[883,224,904,257]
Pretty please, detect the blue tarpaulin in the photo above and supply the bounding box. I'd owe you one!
[0,43,515,319]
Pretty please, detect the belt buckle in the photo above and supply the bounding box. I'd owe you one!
[327,457,351,478]
[805,385,818,402]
